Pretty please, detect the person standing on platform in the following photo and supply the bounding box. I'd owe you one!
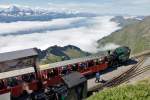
[95,72,100,83]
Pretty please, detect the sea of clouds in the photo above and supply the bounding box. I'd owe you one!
[0,16,121,53]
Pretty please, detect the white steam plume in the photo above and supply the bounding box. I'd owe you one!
[98,43,120,51]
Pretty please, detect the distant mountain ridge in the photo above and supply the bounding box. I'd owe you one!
[111,16,144,27]
[0,5,144,23]
[0,5,96,22]
[37,45,90,64]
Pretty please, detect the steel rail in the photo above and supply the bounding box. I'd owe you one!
[89,57,145,92]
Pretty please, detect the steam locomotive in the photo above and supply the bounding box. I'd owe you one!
[0,46,130,99]
[108,46,131,66]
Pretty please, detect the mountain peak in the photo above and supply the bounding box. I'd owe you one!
[38,45,90,64]
[0,4,96,19]
[7,5,20,12]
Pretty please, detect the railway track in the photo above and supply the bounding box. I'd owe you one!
[100,57,145,88]
[89,56,150,93]
[106,58,150,87]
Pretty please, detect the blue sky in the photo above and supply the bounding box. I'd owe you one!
[0,0,150,15]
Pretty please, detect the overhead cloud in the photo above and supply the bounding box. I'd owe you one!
[47,1,150,15]
[0,16,120,53]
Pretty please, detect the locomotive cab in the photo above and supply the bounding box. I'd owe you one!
[114,46,131,63]
[108,46,131,67]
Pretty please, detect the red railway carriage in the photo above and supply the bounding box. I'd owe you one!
[0,67,36,96]
[0,48,109,99]
[39,54,109,86]
[0,48,39,98]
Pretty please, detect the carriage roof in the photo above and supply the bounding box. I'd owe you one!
[0,67,35,80]
[0,48,38,63]
[39,52,106,71]
[0,48,38,79]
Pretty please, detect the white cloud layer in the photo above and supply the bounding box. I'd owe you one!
[0,16,120,53]
[0,17,86,35]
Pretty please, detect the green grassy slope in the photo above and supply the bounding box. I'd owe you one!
[39,45,90,64]
[64,48,88,59]
[98,17,150,54]
[40,54,63,64]
[87,78,150,100]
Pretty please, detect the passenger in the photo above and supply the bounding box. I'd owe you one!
[98,59,102,64]
[95,59,99,65]
[107,50,111,56]
[22,74,30,82]
[79,63,84,70]
[104,56,108,62]
[19,82,32,100]
[30,81,47,100]
[67,65,72,73]
[72,64,77,71]
[12,77,18,86]
[54,68,58,76]
[51,69,55,77]
[0,80,5,90]
[46,87,58,100]
[19,90,30,100]
[29,73,35,82]
[83,63,87,69]
[95,72,100,83]
[61,67,67,75]
[56,93,65,100]
[7,77,18,87]
[88,61,94,67]
[17,76,24,84]
[47,69,54,79]
[47,72,51,79]
[22,73,34,83]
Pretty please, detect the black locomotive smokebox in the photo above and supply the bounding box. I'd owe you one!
[62,72,87,100]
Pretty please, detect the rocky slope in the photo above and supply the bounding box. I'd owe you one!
[98,16,150,54]
[111,16,143,27]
